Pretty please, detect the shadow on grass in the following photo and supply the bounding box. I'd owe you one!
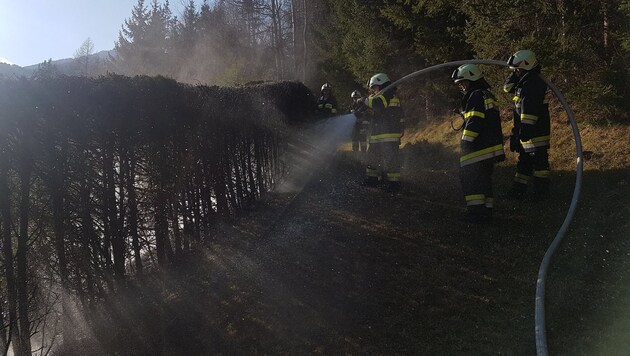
[542,168,630,356]
[58,141,628,356]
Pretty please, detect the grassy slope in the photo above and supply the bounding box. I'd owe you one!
[62,113,629,355]
[402,113,630,355]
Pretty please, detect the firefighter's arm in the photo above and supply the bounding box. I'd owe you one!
[518,81,544,141]
[349,101,360,114]
[353,98,367,113]
[461,91,485,143]
[367,95,386,111]
[503,71,519,93]
[330,96,338,114]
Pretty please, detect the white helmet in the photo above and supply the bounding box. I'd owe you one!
[367,73,390,89]
[351,90,362,99]
[321,83,332,92]
[452,64,483,83]
[507,50,537,71]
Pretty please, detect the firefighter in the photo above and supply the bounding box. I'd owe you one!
[348,90,369,155]
[362,73,404,193]
[316,83,338,117]
[452,64,505,224]
[503,50,551,199]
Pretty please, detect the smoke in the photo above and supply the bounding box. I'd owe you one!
[275,114,355,193]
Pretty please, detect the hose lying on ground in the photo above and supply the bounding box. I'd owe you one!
[379,59,583,356]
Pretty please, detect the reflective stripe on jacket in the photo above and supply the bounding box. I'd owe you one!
[316,95,338,114]
[367,93,403,143]
[511,71,550,152]
[459,88,505,167]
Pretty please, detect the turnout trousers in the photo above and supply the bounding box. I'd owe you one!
[365,140,401,185]
[352,129,368,153]
[460,159,494,222]
[512,147,549,196]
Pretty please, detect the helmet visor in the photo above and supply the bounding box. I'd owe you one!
[452,68,465,83]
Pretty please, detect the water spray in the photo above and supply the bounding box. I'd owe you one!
[276,114,356,194]
[378,59,583,356]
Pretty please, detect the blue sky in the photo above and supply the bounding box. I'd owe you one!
[0,0,194,66]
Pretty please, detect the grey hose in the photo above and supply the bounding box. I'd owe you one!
[378,59,583,356]
[533,78,583,356]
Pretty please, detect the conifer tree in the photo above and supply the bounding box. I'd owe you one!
[32,59,59,80]
[115,0,149,74]
[145,0,176,75]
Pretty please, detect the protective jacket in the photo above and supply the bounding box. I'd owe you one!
[367,91,403,142]
[458,80,504,222]
[506,70,550,153]
[316,94,338,116]
[349,101,369,145]
[364,89,403,184]
[459,86,505,167]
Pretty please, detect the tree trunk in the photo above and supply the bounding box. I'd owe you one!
[170,198,182,259]
[255,135,266,196]
[190,184,202,244]
[126,153,143,274]
[303,0,308,82]
[112,148,126,285]
[270,0,283,79]
[79,144,101,304]
[0,156,18,356]
[155,188,168,267]
[181,185,194,249]
[0,290,7,355]
[213,158,230,216]
[199,167,214,235]
[78,146,99,308]
[102,144,115,288]
[291,0,298,79]
[16,150,33,355]
[246,135,258,200]
[229,143,243,209]
[50,142,73,345]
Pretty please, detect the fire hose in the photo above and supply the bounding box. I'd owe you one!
[378,59,583,356]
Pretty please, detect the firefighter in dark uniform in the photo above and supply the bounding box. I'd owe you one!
[452,64,505,223]
[349,90,369,155]
[503,50,551,199]
[362,73,404,193]
[316,83,338,117]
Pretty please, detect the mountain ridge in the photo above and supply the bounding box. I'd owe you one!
[0,49,115,77]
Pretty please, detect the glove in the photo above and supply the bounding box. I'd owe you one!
[509,134,519,152]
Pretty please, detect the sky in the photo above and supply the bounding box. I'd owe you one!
[0,0,193,67]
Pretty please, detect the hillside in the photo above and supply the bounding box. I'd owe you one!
[0,50,114,78]
[61,114,630,355]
